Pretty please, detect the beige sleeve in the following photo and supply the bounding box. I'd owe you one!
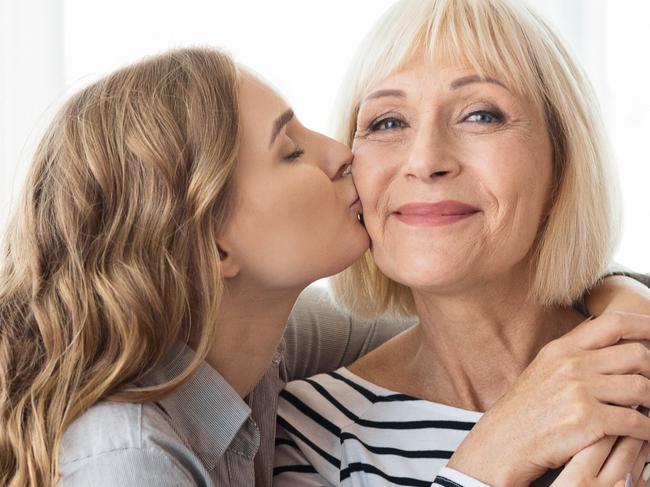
[607,269,650,288]
[282,285,414,382]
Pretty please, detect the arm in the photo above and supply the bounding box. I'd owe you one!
[283,285,413,381]
[585,274,650,316]
[284,273,650,381]
[551,427,650,486]
[445,277,650,486]
[435,412,650,487]
[283,276,650,487]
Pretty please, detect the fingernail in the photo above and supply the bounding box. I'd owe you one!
[643,463,650,481]
[625,472,632,487]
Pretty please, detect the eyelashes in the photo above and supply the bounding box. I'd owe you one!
[283,144,304,162]
[461,109,505,124]
[356,104,506,139]
[369,116,408,132]
[354,112,408,140]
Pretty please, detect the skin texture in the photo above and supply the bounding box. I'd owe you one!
[555,433,650,486]
[347,58,650,486]
[205,70,369,399]
[353,61,554,294]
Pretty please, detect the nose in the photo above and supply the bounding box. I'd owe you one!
[317,132,353,181]
[403,125,461,180]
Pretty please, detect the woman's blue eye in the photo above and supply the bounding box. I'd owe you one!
[465,111,502,124]
[370,118,405,131]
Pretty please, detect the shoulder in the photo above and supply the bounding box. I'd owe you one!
[59,401,202,486]
[347,324,415,384]
[275,367,425,483]
[276,368,377,484]
[279,366,407,440]
[60,401,147,465]
[283,285,415,381]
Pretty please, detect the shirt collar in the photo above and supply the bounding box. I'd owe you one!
[272,338,286,366]
[139,342,254,470]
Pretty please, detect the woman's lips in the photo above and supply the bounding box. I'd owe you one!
[350,198,363,216]
[393,200,480,227]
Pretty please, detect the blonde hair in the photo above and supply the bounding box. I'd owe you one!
[331,0,620,317]
[0,47,240,486]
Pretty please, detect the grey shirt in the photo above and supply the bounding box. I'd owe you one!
[58,286,413,487]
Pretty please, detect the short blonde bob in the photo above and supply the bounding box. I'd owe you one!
[331,0,620,317]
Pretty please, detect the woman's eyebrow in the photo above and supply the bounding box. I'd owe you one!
[450,75,506,90]
[360,89,407,106]
[269,109,294,148]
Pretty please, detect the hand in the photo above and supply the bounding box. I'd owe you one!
[552,435,649,487]
[447,311,650,486]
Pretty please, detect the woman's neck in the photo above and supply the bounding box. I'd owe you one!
[405,274,584,411]
[202,283,301,399]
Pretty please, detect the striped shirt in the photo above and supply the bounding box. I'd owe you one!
[274,367,489,487]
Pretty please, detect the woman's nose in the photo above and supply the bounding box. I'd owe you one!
[320,135,353,181]
[403,127,461,180]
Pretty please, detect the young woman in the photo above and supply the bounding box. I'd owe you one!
[0,46,648,487]
[0,48,369,486]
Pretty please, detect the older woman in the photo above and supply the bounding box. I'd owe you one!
[275,0,650,485]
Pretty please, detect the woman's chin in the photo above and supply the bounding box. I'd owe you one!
[344,232,371,268]
[318,231,370,280]
[346,220,371,256]
[382,259,475,292]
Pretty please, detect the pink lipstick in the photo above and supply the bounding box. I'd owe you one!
[394,201,480,227]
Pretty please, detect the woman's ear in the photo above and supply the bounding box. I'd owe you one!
[216,237,240,279]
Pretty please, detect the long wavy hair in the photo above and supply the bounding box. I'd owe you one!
[0,47,240,486]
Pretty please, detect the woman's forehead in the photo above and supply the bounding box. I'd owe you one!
[361,61,501,95]
[359,57,539,111]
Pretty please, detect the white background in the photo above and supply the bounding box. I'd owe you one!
[1,0,648,272]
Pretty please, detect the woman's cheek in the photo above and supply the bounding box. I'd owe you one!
[353,144,387,191]
[351,165,381,241]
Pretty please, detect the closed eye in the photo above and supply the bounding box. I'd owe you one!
[283,145,304,162]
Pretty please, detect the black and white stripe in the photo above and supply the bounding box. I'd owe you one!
[274,367,485,486]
